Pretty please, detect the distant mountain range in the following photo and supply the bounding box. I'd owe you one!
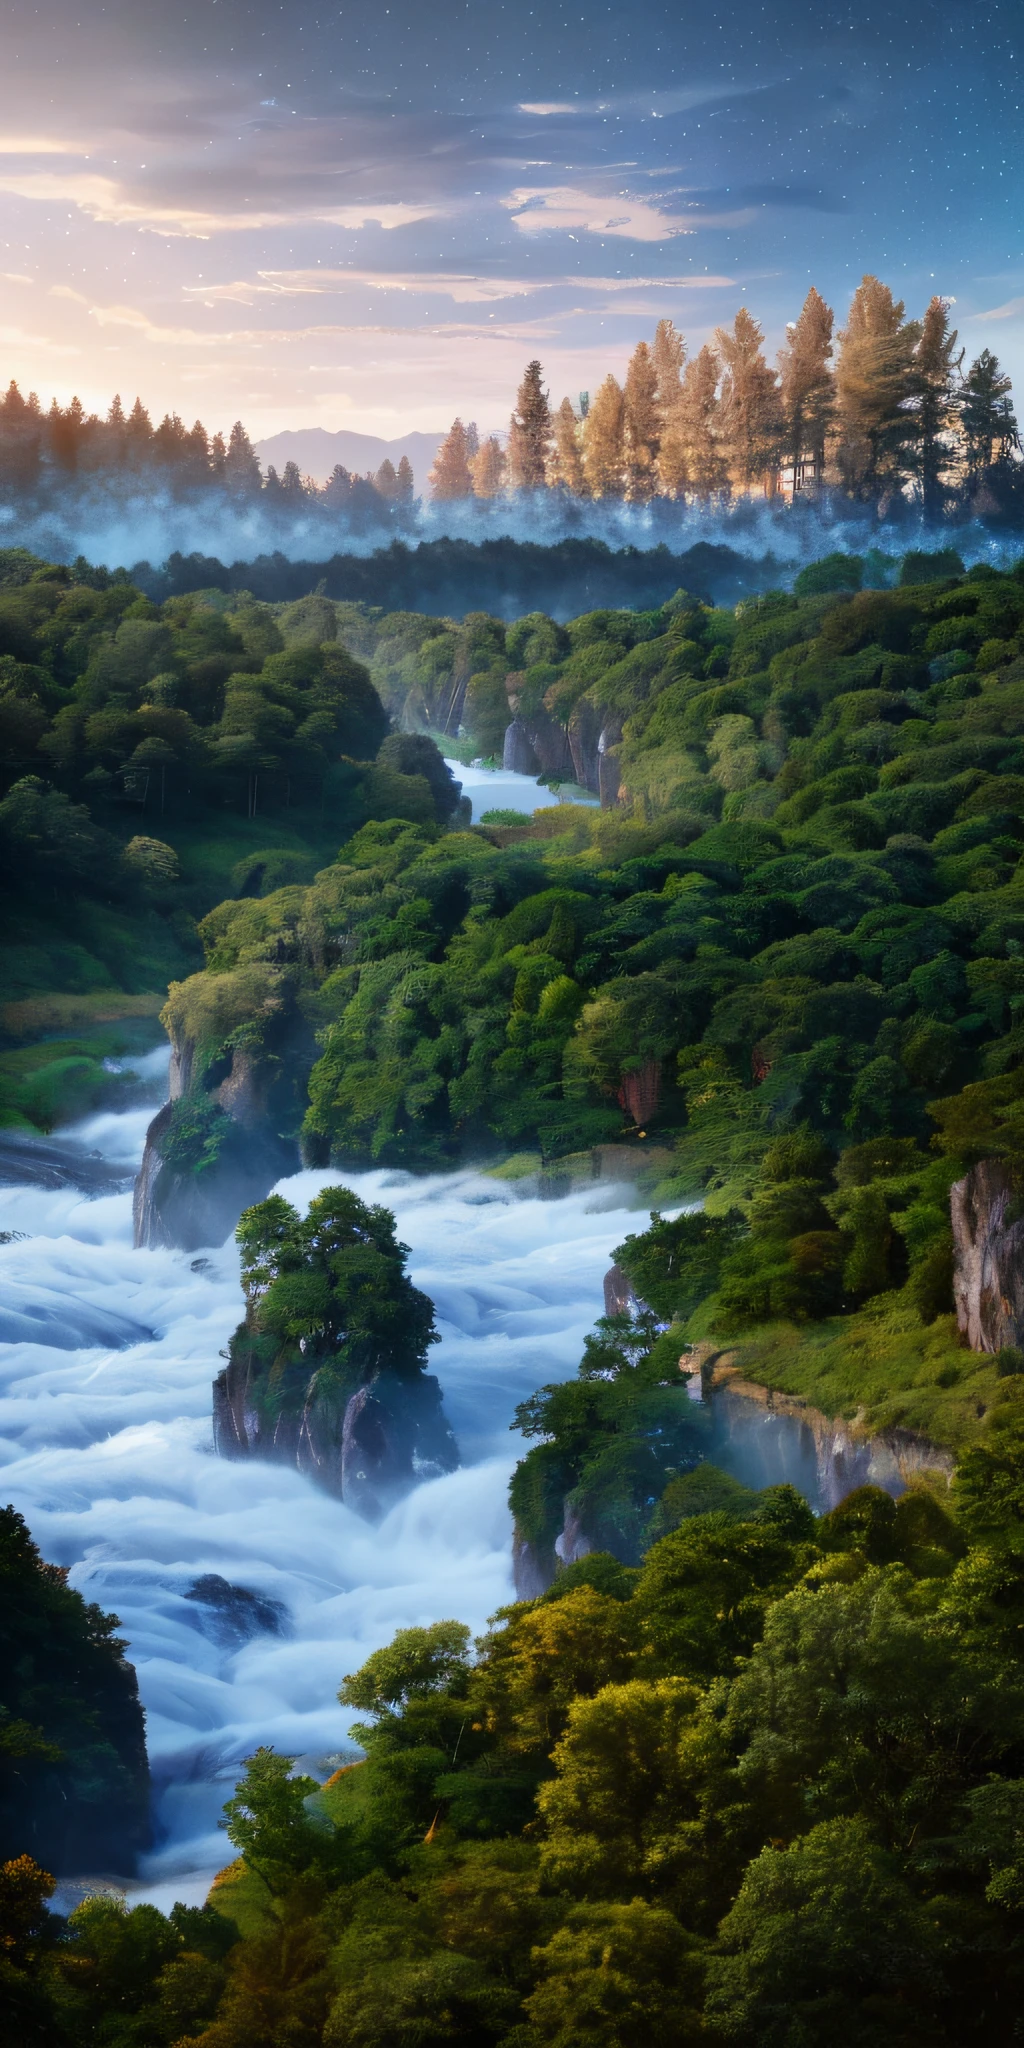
[254,427,448,489]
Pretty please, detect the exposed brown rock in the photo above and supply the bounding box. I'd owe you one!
[951,1157,1024,1354]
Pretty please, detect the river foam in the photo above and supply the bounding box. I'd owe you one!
[0,1071,647,1909]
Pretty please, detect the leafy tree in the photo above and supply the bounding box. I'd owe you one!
[524,1898,704,2048]
[707,1817,945,2046]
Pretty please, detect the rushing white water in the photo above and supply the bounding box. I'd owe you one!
[0,1054,648,1909]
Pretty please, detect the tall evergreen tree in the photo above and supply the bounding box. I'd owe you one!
[185,418,210,484]
[835,276,919,502]
[508,360,552,489]
[583,374,625,497]
[374,457,398,501]
[652,318,686,413]
[623,341,661,503]
[777,287,834,492]
[103,393,127,470]
[428,419,473,499]
[550,398,585,495]
[0,380,42,492]
[125,397,153,468]
[715,308,783,493]
[224,419,262,495]
[658,345,725,497]
[395,454,415,504]
[470,435,507,498]
[324,463,354,508]
[908,297,961,518]
[959,349,1019,489]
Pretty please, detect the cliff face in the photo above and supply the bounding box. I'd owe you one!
[134,1016,301,1251]
[951,1158,1024,1354]
[134,1097,297,1252]
[213,1345,458,1519]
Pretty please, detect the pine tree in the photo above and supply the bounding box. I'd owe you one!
[508,360,552,489]
[375,457,398,501]
[658,346,725,498]
[103,393,127,469]
[153,412,189,468]
[210,431,227,479]
[465,421,480,462]
[0,379,42,491]
[395,455,415,504]
[125,397,153,468]
[583,375,625,497]
[428,419,473,499]
[550,397,585,495]
[716,308,783,493]
[470,436,507,498]
[909,297,962,518]
[623,341,661,502]
[835,276,919,502]
[778,287,834,492]
[224,419,262,495]
[652,318,686,413]
[959,349,1020,486]
[324,463,354,508]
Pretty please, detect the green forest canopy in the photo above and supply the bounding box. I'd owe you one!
[10,1435,1024,2043]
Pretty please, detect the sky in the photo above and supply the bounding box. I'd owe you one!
[0,0,1022,442]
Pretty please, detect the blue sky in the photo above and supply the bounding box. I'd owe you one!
[0,0,1021,438]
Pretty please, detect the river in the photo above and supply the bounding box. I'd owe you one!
[0,1047,654,1910]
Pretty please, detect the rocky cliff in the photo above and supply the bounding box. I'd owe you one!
[213,1345,458,1519]
[951,1157,1024,1354]
[134,995,304,1250]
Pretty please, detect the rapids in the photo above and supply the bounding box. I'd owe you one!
[0,1047,649,1910]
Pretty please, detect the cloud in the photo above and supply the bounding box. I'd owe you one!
[971,296,1024,322]
[503,186,697,242]
[0,168,444,239]
[185,269,541,306]
[0,136,86,155]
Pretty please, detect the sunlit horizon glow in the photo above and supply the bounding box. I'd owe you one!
[0,0,1021,440]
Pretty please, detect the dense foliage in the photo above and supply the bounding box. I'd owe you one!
[13,1435,1024,2042]
[0,1505,149,1876]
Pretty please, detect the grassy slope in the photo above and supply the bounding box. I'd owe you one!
[718,1305,1024,1456]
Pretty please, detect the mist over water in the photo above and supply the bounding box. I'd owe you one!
[0,1044,648,1909]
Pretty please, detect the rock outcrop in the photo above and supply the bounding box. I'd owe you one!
[511,1497,592,1600]
[695,1347,955,1509]
[134,1002,303,1250]
[213,1349,458,1519]
[502,708,575,782]
[134,1098,297,1252]
[951,1157,1024,1353]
